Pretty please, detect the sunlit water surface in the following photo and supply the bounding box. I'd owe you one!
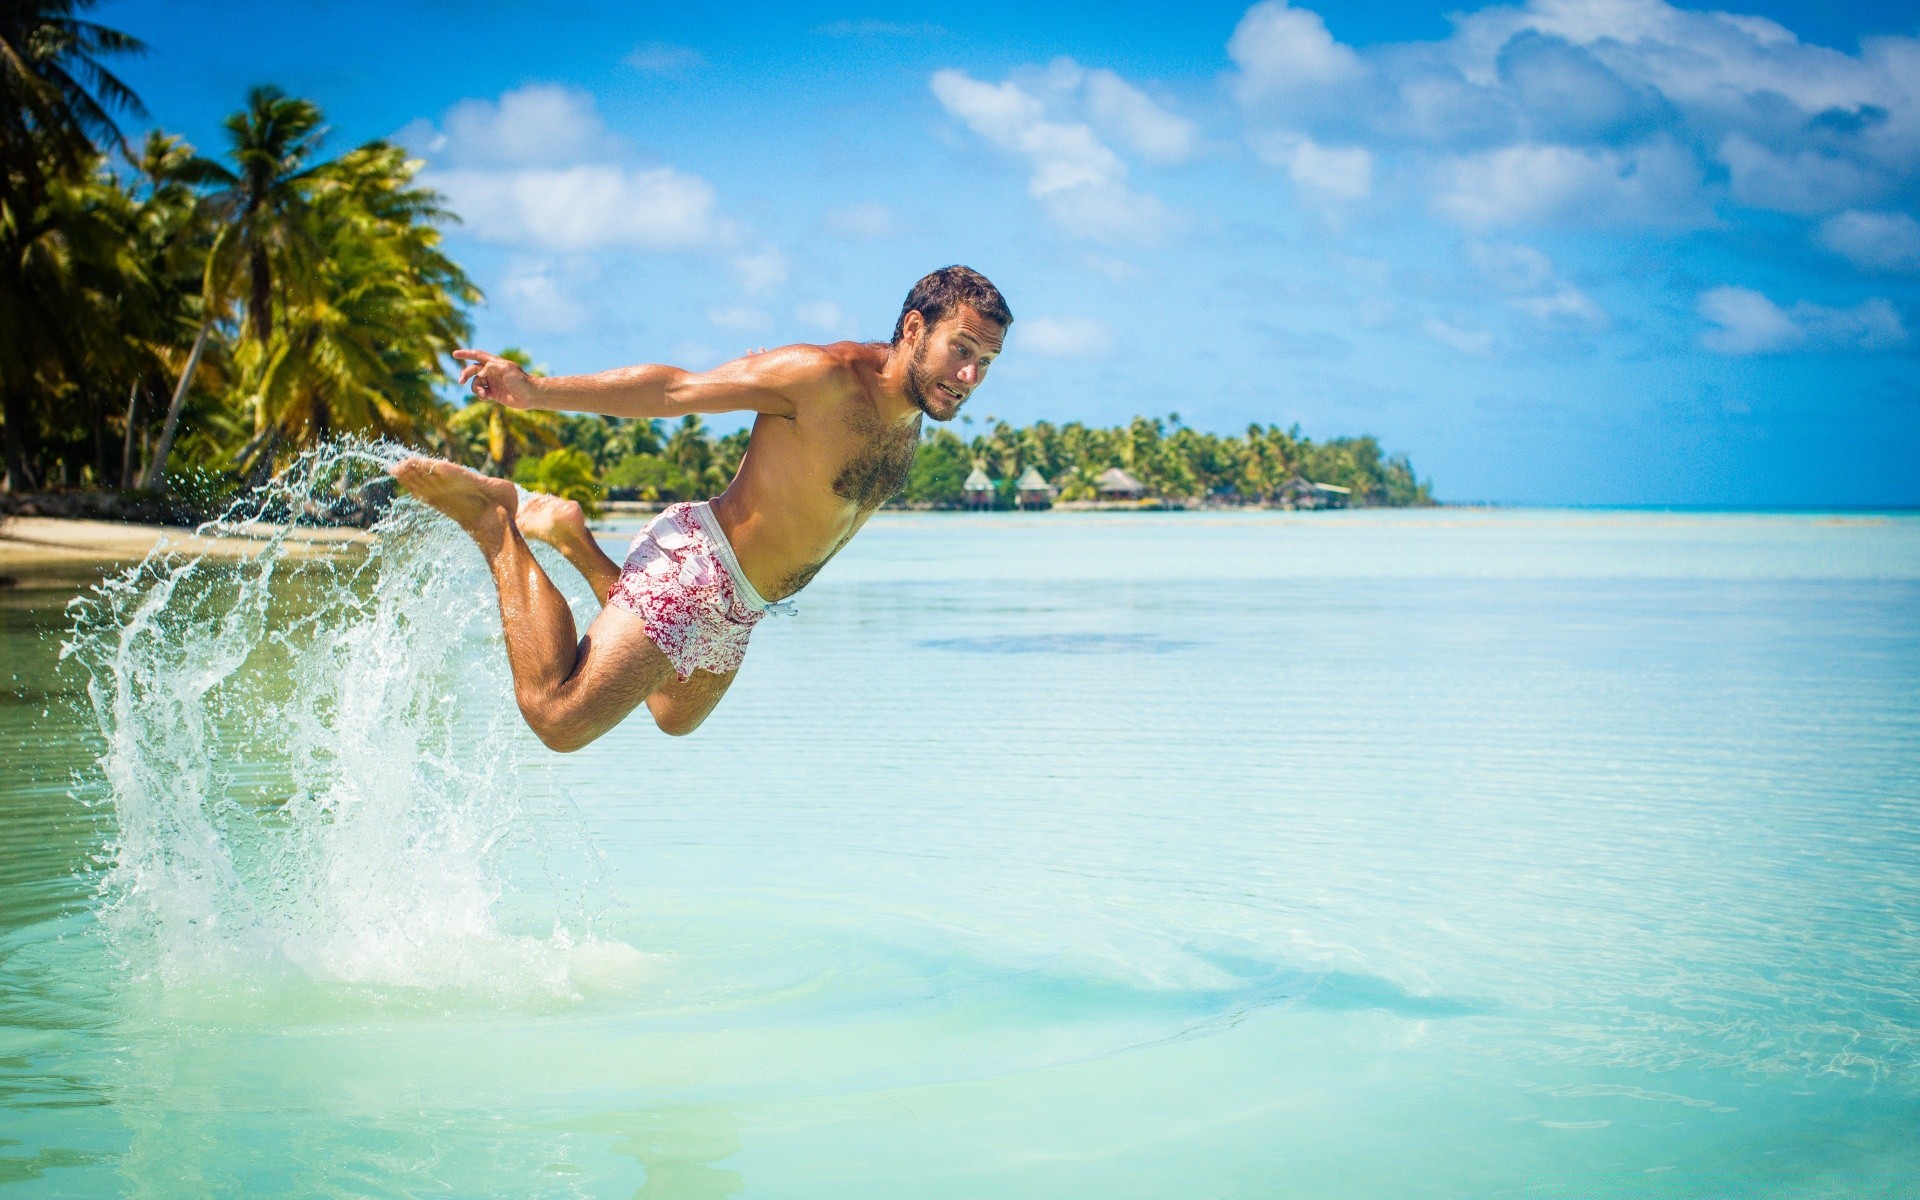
[3,502,1918,1197]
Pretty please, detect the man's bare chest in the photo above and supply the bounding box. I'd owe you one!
[829,410,921,512]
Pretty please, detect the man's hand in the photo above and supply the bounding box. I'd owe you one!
[453,349,541,409]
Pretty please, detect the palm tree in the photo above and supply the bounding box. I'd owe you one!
[143,87,328,483]
[126,132,224,488]
[246,142,476,450]
[0,0,143,208]
[0,0,145,489]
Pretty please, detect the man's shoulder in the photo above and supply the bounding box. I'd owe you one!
[761,340,886,398]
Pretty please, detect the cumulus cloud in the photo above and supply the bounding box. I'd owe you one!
[407,85,734,254]
[1698,286,1906,354]
[1228,1,1362,100]
[1719,134,1883,215]
[930,66,1183,244]
[1019,316,1113,357]
[1079,66,1198,164]
[1432,137,1709,228]
[413,84,624,168]
[1223,0,1920,229]
[1469,241,1607,328]
[731,248,788,296]
[1252,131,1372,203]
[437,164,722,253]
[1817,210,1920,272]
[496,258,598,335]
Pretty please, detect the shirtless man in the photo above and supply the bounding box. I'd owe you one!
[391,265,1011,751]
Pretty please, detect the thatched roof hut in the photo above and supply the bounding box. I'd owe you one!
[1096,466,1147,500]
[963,466,995,509]
[1015,465,1056,510]
[1278,477,1352,510]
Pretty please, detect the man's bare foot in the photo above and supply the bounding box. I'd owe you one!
[390,457,519,549]
[516,492,589,551]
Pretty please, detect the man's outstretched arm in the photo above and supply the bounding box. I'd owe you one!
[453,345,840,421]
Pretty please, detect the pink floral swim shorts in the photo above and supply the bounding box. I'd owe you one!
[608,501,792,681]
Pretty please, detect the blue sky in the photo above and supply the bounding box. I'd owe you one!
[95,0,1920,504]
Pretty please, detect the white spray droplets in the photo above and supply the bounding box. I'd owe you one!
[64,440,643,1002]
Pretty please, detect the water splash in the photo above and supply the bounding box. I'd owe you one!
[63,440,641,1000]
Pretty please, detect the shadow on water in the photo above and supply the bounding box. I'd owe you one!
[1185,945,1495,1019]
[556,1108,745,1200]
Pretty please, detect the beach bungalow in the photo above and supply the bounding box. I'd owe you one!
[1278,477,1353,510]
[1095,466,1148,501]
[962,467,996,510]
[1015,466,1057,510]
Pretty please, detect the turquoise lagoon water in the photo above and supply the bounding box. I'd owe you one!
[2,501,1918,1196]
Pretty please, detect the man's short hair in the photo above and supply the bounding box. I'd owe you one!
[891,265,1013,345]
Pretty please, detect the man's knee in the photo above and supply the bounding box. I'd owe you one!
[652,708,705,737]
[516,692,595,752]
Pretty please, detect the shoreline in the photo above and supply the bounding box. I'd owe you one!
[0,516,372,590]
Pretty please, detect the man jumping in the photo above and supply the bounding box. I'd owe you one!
[392,265,1011,751]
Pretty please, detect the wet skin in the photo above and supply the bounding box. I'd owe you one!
[394,307,1005,749]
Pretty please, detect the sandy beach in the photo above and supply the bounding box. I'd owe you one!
[0,516,371,589]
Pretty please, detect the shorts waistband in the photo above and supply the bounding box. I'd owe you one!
[684,501,794,616]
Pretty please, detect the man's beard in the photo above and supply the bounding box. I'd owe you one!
[904,341,956,421]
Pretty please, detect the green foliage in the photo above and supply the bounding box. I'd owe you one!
[0,18,482,493]
[603,453,697,503]
[512,447,604,518]
[855,416,1435,510]
[903,428,971,506]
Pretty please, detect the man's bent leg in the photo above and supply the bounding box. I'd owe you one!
[393,458,670,750]
[645,667,739,737]
[517,492,621,605]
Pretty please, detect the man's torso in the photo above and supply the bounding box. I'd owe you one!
[706,342,921,601]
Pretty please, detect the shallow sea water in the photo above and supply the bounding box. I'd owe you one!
[3,507,1918,1197]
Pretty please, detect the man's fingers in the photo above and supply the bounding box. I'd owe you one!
[458,364,481,384]
[451,348,492,364]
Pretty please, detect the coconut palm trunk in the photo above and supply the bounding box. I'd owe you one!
[120,380,140,487]
[139,319,211,490]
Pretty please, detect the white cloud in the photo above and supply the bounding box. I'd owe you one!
[930,67,1181,244]
[1469,241,1608,328]
[1228,0,1362,100]
[795,300,853,335]
[1514,285,1607,327]
[432,85,622,168]
[1019,316,1113,357]
[1433,138,1709,228]
[1224,0,1920,227]
[433,164,722,253]
[823,201,899,240]
[1422,316,1495,354]
[1817,210,1920,273]
[410,85,735,254]
[731,248,788,295]
[1254,132,1372,203]
[496,258,598,335]
[625,42,704,74]
[1718,134,1882,216]
[1698,286,1907,354]
[1081,67,1198,164]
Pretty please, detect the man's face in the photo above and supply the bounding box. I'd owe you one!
[905,306,1005,422]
